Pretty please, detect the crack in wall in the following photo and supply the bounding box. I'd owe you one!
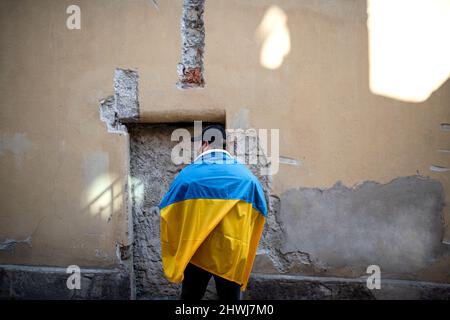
[129,125,186,299]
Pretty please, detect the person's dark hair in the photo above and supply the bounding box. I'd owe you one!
[191,124,227,149]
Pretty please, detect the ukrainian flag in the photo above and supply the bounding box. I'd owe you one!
[159,149,268,291]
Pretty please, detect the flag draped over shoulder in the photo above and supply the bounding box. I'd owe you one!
[159,149,268,291]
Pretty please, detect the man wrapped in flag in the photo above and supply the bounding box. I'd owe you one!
[159,124,268,300]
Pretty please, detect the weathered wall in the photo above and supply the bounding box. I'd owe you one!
[126,122,450,299]
[129,124,220,299]
[255,177,450,283]
[1,0,450,298]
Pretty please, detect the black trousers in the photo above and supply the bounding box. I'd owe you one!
[180,263,241,301]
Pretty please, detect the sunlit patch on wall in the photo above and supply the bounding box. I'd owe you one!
[367,0,450,103]
[256,5,291,70]
[84,174,123,221]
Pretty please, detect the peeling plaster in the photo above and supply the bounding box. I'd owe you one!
[177,0,205,89]
[274,177,449,278]
[430,165,450,172]
[0,236,32,251]
[440,123,450,132]
[0,264,130,299]
[127,124,274,299]
[99,69,140,133]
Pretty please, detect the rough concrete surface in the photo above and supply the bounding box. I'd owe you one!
[0,265,130,300]
[245,274,450,300]
[177,0,205,88]
[261,177,450,281]
[128,124,273,299]
[99,69,139,133]
[99,70,450,300]
[129,124,191,299]
[0,237,32,252]
[98,71,450,299]
[3,1,450,291]
[114,69,140,120]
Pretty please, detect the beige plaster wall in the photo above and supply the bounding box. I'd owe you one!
[0,0,449,269]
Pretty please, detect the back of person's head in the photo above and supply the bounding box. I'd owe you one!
[192,124,227,149]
